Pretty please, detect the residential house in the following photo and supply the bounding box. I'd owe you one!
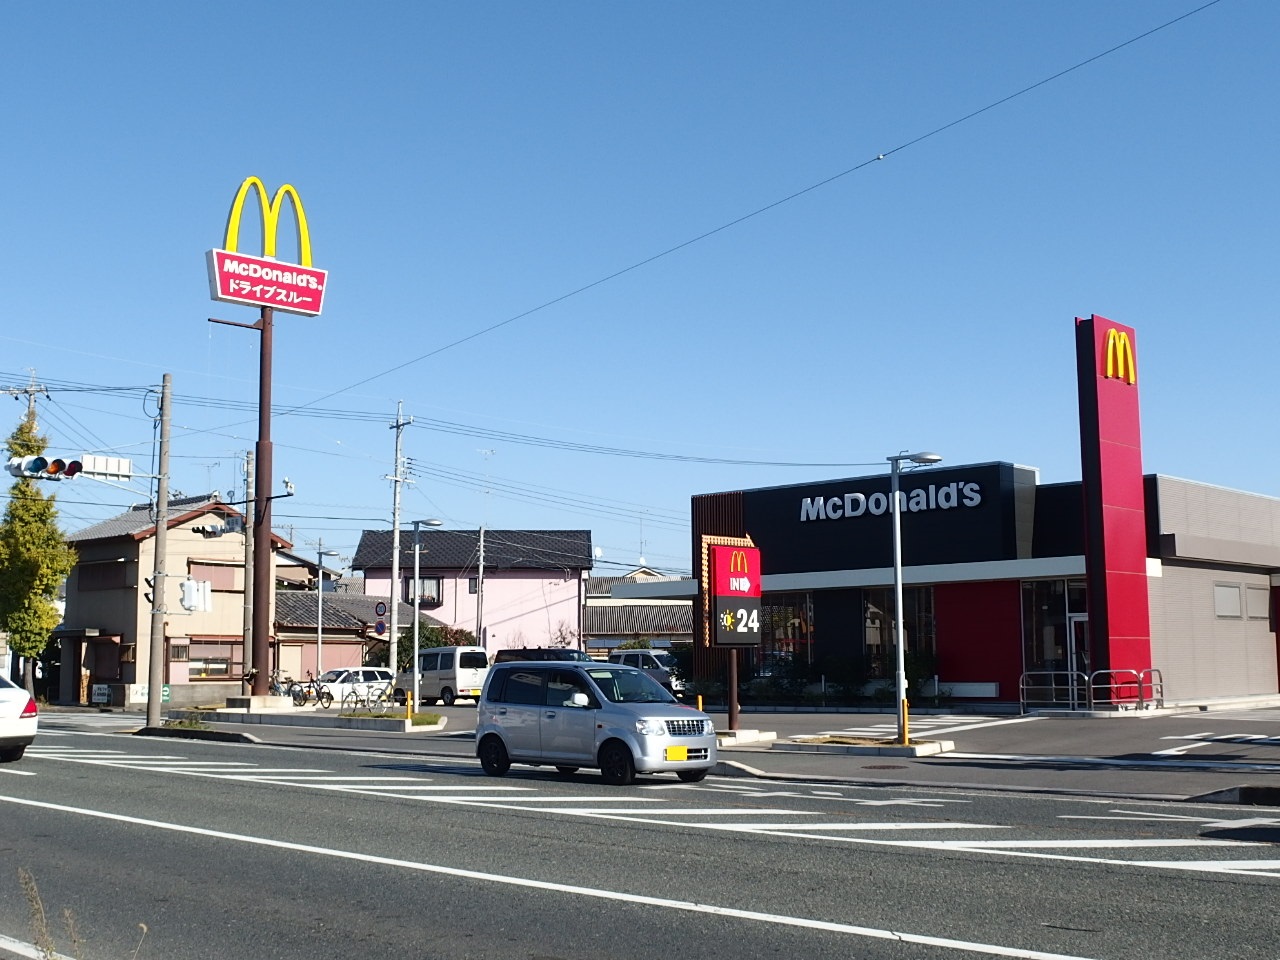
[272,590,439,679]
[582,568,694,655]
[58,494,291,707]
[351,528,593,654]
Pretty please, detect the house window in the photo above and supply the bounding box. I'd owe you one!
[1246,585,1271,621]
[189,562,238,591]
[79,562,128,591]
[405,576,443,607]
[469,577,478,595]
[170,644,190,662]
[1214,583,1242,619]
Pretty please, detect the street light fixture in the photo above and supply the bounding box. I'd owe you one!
[888,450,942,745]
[411,518,444,711]
[316,543,340,676]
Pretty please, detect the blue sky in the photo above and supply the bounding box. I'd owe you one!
[1,1,1274,577]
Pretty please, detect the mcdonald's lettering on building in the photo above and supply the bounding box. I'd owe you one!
[710,545,762,646]
[206,176,329,316]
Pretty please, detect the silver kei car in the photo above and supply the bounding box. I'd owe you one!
[476,662,716,785]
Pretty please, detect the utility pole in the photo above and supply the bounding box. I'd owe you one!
[476,525,485,648]
[1,373,47,419]
[146,374,172,728]
[241,449,254,686]
[387,403,412,673]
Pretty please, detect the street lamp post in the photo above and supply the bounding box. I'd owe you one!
[888,451,942,745]
[411,519,444,712]
[316,543,339,677]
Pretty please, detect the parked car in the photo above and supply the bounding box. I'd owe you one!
[607,649,686,696]
[394,645,489,706]
[492,647,595,664]
[315,667,394,705]
[476,661,716,785]
[0,675,38,762]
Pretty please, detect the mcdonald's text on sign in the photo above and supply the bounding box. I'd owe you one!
[206,176,329,317]
[710,545,763,647]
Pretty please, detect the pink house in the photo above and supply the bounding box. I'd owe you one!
[351,528,593,655]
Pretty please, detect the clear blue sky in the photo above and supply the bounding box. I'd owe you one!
[1,1,1273,576]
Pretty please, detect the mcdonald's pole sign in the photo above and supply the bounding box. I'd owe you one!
[710,545,762,646]
[206,176,329,316]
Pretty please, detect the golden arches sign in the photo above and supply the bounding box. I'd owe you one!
[1104,328,1136,385]
[223,176,313,266]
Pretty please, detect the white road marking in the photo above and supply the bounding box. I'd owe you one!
[0,768,36,776]
[0,930,75,959]
[0,793,1106,960]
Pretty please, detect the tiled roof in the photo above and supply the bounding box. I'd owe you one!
[352,529,593,573]
[273,590,444,631]
[68,494,230,542]
[583,604,692,635]
[585,574,690,597]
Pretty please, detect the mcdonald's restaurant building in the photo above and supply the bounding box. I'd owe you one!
[672,316,1280,706]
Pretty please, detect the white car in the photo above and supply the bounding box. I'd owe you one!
[315,667,394,704]
[0,675,38,762]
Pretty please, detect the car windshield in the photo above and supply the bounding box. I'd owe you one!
[586,667,675,704]
[318,670,347,683]
[653,653,678,670]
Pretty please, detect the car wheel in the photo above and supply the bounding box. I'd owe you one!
[441,687,456,706]
[677,769,708,783]
[393,689,407,706]
[0,746,25,763]
[598,740,636,786]
[555,766,579,775]
[478,735,510,776]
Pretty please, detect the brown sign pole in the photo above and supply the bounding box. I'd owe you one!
[210,306,274,696]
[251,305,274,696]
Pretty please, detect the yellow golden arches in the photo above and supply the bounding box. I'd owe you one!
[223,176,313,266]
[1104,328,1136,385]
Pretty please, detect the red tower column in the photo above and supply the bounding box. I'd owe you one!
[1075,314,1151,685]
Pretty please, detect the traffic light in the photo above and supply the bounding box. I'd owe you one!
[6,456,82,480]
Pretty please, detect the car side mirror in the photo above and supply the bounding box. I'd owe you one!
[570,692,590,708]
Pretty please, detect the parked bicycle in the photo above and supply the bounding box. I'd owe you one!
[341,681,393,716]
[292,672,333,708]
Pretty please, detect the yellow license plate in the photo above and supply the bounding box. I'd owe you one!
[664,746,688,762]
[466,689,481,696]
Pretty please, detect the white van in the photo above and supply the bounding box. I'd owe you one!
[395,645,489,706]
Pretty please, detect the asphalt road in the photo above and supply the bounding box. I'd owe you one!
[102,701,1280,800]
[1,717,1278,960]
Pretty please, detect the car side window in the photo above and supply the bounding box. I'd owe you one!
[545,670,592,707]
[421,652,439,671]
[502,670,545,705]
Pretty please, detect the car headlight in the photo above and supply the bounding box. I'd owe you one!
[636,718,667,736]
[703,719,716,736]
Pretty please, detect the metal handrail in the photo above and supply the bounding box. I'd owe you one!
[1019,671,1089,714]
[1088,669,1143,710]
[1020,666,1165,713]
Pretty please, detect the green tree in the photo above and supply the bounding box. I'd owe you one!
[0,411,77,696]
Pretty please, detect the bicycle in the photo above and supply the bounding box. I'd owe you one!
[293,672,333,708]
[366,681,394,716]
[340,687,370,713]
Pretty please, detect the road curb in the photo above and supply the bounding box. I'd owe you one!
[133,726,261,744]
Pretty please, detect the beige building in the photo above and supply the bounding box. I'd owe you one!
[58,494,291,707]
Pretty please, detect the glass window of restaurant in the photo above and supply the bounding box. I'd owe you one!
[861,586,936,680]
